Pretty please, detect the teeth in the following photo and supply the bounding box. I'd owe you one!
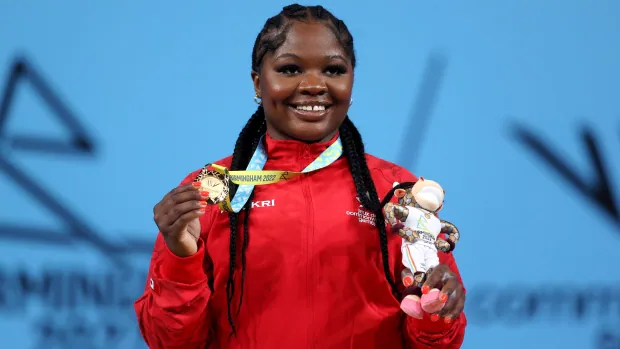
[295,105,326,111]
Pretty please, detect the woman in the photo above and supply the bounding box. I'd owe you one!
[134,4,466,349]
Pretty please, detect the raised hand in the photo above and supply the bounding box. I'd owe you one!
[153,182,209,257]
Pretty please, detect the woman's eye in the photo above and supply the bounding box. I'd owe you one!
[277,65,301,75]
[277,64,347,76]
[325,65,347,76]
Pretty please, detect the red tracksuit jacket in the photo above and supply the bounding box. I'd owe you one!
[134,133,466,348]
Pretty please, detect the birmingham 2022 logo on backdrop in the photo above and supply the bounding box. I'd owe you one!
[464,122,620,349]
[398,52,620,347]
[392,50,620,348]
[513,123,620,232]
[0,57,152,349]
[510,123,620,349]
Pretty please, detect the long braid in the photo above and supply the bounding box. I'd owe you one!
[225,215,238,337]
[225,107,265,336]
[236,191,253,316]
[340,118,398,296]
[236,121,265,315]
[341,119,395,294]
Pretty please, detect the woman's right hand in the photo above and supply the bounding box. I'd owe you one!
[153,183,209,257]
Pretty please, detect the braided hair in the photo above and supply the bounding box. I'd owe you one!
[225,4,395,337]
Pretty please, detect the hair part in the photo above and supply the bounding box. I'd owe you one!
[225,4,391,337]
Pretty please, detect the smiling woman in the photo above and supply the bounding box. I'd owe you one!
[133,4,467,349]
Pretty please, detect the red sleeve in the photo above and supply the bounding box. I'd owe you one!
[397,168,467,348]
[133,171,214,349]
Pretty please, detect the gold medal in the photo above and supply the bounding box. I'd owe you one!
[194,166,229,205]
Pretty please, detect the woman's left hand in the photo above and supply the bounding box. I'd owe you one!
[407,264,465,323]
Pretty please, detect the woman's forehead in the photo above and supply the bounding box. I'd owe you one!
[274,21,345,56]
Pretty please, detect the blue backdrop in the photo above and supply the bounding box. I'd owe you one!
[1,1,619,348]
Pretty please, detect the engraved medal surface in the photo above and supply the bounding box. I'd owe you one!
[194,166,229,205]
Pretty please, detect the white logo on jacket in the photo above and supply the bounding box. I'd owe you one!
[346,197,376,226]
[251,199,275,208]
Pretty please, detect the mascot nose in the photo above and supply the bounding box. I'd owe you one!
[417,186,444,206]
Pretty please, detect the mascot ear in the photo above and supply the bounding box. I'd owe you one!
[395,189,407,198]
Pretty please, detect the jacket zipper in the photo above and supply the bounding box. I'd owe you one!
[300,171,314,348]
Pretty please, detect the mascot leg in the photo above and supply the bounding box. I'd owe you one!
[400,243,426,319]
[420,246,447,315]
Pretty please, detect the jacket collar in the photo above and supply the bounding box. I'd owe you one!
[262,131,341,172]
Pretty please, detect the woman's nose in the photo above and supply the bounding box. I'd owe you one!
[297,74,327,96]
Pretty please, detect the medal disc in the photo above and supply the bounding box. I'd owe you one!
[194,166,229,205]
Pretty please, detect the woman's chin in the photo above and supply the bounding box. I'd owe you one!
[292,127,338,143]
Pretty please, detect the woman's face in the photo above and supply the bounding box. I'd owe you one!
[252,21,354,143]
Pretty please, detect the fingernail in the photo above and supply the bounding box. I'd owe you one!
[440,293,448,302]
[199,207,206,213]
[200,191,210,197]
[422,286,430,294]
[403,276,414,287]
[199,201,207,207]
[444,317,451,324]
[430,314,439,322]
[192,182,201,188]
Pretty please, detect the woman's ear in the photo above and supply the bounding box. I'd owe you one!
[251,71,261,98]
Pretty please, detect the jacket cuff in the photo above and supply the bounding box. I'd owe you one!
[159,239,207,284]
[406,312,458,333]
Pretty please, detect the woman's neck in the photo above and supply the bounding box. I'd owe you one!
[265,124,338,144]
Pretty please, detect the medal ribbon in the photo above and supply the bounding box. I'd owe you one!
[211,135,343,213]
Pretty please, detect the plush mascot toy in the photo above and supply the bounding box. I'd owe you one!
[382,178,460,320]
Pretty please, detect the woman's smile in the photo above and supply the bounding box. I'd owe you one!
[287,100,333,122]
